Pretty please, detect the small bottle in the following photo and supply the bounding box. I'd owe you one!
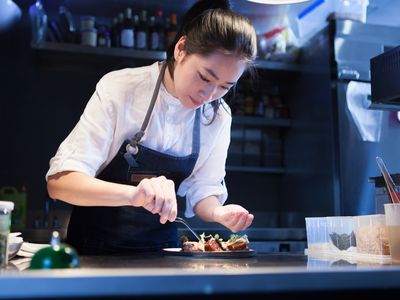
[165,13,178,48]
[0,201,14,268]
[29,0,48,45]
[110,17,119,47]
[136,10,148,49]
[154,10,165,50]
[120,8,134,48]
[116,13,124,47]
[97,24,111,47]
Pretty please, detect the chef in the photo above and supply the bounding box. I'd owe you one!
[46,0,257,254]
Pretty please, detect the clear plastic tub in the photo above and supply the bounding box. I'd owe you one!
[295,0,333,40]
[305,217,329,253]
[334,0,369,23]
[326,216,356,253]
[353,214,390,256]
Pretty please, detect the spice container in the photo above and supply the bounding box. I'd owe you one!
[0,201,14,268]
[326,216,357,253]
[81,28,97,47]
[353,214,390,256]
[305,217,329,253]
[80,16,95,31]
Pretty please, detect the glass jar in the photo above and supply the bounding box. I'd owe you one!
[81,28,97,47]
[0,201,14,268]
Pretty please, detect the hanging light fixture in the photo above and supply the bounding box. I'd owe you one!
[0,0,22,31]
[247,0,311,4]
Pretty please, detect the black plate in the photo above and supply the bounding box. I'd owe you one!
[162,248,256,258]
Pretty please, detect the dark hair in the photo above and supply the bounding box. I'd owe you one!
[166,0,257,124]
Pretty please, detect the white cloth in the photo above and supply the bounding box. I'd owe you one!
[46,62,230,217]
[346,81,383,142]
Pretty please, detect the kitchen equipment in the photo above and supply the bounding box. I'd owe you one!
[376,156,400,203]
[174,217,201,242]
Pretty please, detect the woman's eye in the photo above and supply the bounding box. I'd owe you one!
[198,72,210,83]
[220,86,230,91]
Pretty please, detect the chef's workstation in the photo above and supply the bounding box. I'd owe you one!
[2,0,400,299]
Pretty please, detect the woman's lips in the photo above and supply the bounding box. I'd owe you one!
[189,96,202,106]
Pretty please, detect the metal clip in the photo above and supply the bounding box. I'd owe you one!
[126,143,138,155]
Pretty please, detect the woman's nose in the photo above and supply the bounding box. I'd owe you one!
[199,85,217,102]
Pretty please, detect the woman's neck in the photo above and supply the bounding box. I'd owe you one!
[161,63,177,98]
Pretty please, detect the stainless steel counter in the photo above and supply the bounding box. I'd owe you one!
[1,251,400,299]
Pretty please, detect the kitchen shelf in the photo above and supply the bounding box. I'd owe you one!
[31,41,166,61]
[226,166,286,174]
[31,42,318,73]
[255,59,325,73]
[232,116,291,127]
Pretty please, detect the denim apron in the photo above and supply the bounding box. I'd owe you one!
[66,62,201,254]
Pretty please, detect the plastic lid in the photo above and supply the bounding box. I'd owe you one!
[0,201,14,211]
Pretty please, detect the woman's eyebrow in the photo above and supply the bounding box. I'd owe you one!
[204,68,236,85]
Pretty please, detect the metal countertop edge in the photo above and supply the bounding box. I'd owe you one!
[1,268,400,298]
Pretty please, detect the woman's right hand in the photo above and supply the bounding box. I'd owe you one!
[131,176,177,224]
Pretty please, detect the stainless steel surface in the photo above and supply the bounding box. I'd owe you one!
[330,20,400,215]
[175,217,201,241]
[334,20,400,81]
[2,252,400,299]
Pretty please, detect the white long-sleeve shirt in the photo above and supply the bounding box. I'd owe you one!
[46,62,231,217]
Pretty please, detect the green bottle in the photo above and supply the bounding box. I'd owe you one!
[29,231,79,269]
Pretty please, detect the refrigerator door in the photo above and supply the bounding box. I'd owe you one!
[336,81,400,216]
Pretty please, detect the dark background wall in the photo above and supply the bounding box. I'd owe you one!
[0,12,97,225]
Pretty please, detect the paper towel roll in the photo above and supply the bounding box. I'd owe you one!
[346,81,383,142]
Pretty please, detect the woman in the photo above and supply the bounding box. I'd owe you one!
[46,0,257,254]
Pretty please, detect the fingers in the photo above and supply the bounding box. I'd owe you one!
[217,206,254,233]
[137,176,177,224]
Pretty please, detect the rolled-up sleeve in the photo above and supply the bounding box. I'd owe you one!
[179,112,231,218]
[46,79,115,180]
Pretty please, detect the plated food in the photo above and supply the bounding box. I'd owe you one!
[182,233,250,252]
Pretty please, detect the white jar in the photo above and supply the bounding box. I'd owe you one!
[81,28,97,47]
[80,16,96,31]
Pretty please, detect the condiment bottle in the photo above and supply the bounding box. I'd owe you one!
[0,201,14,268]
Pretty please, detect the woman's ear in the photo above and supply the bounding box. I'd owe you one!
[174,36,186,62]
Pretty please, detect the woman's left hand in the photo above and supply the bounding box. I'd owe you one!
[212,204,254,233]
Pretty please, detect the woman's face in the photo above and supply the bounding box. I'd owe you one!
[171,42,247,109]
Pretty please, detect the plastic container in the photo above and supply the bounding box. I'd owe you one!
[334,0,369,23]
[295,0,334,40]
[81,28,97,47]
[0,201,14,268]
[384,203,400,261]
[326,216,356,253]
[353,214,390,256]
[305,217,329,253]
[0,186,27,230]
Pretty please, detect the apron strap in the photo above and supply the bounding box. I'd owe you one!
[192,108,201,155]
[127,62,168,154]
